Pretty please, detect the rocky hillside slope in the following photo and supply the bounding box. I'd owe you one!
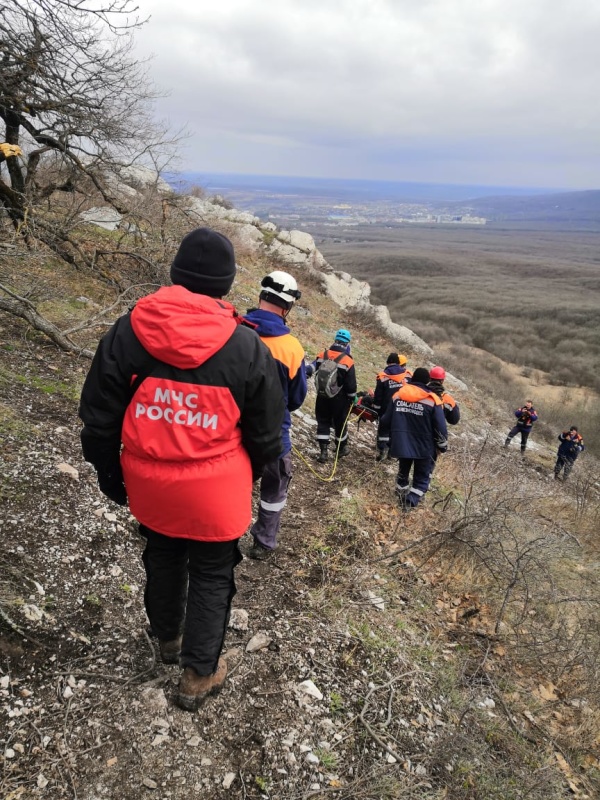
[1,190,599,800]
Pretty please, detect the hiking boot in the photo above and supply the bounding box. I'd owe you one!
[317,444,329,463]
[177,659,227,712]
[376,449,388,462]
[248,543,273,561]
[338,443,350,458]
[159,636,182,664]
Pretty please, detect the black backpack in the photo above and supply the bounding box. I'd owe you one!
[315,351,345,398]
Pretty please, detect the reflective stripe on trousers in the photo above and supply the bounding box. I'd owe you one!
[397,457,434,507]
[250,452,293,551]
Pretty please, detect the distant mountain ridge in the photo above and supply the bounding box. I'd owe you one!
[168,172,560,203]
[450,189,600,226]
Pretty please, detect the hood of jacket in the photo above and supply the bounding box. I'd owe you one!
[385,364,407,376]
[131,285,238,370]
[243,308,290,337]
[397,381,440,403]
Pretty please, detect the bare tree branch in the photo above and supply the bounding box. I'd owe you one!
[0,283,94,357]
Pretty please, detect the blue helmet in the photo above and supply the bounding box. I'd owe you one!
[334,328,351,344]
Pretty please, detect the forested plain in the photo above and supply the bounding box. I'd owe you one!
[317,223,600,448]
[318,224,600,388]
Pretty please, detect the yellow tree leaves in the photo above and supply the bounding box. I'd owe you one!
[0,143,22,158]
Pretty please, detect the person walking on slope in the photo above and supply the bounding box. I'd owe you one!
[504,399,538,454]
[79,227,284,711]
[306,328,357,462]
[374,353,412,461]
[427,366,460,426]
[378,367,448,510]
[243,271,308,560]
[554,426,585,481]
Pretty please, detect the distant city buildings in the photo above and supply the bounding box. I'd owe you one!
[248,192,488,227]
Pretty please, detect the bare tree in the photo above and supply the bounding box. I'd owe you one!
[0,0,175,265]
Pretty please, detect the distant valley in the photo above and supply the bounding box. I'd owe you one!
[170,172,600,231]
[168,171,600,402]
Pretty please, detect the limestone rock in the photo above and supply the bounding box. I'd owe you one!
[296,679,323,701]
[139,687,168,714]
[278,229,316,252]
[222,772,236,789]
[228,609,249,631]
[56,462,79,480]
[246,631,272,652]
[321,271,371,310]
[80,207,123,232]
[363,589,385,611]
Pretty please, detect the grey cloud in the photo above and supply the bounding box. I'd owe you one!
[135,0,600,187]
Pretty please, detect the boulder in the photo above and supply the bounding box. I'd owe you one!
[371,305,433,356]
[80,207,123,231]
[321,271,371,309]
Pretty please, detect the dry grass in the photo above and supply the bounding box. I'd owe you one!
[2,189,600,799]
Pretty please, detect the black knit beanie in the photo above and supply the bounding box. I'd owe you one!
[411,367,430,384]
[170,227,236,297]
[386,352,400,365]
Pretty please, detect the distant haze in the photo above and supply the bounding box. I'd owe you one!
[135,0,600,190]
[174,173,559,203]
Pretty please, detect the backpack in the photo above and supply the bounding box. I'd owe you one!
[315,351,345,398]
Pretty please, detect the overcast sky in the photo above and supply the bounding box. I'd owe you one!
[133,0,600,190]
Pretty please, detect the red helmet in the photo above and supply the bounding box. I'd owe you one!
[430,366,446,381]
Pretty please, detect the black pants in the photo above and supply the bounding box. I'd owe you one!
[505,426,530,451]
[140,525,242,675]
[554,454,576,479]
[315,393,352,447]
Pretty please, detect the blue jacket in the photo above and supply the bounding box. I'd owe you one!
[557,431,584,460]
[243,309,307,455]
[514,406,538,432]
[428,380,461,425]
[379,380,448,460]
[373,365,412,415]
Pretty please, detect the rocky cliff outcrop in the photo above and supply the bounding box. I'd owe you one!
[81,179,434,356]
[182,197,434,356]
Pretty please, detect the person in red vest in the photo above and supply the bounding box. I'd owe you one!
[79,227,284,711]
[374,353,412,461]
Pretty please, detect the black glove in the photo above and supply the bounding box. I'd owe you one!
[97,464,128,506]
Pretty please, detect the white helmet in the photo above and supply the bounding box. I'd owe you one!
[260,270,301,308]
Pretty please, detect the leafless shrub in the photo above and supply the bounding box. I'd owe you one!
[407,439,600,702]
[427,724,565,800]
[0,0,180,266]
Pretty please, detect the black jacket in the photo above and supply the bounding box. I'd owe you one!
[79,286,284,539]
